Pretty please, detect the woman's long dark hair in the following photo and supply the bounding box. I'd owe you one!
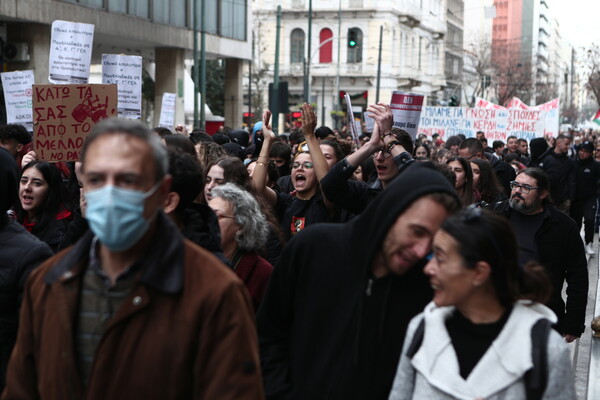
[441,208,551,307]
[16,161,66,237]
[471,158,506,202]
[446,156,474,206]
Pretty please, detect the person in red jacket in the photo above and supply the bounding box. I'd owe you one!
[209,183,273,311]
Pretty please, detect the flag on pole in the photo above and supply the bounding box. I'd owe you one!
[594,109,600,125]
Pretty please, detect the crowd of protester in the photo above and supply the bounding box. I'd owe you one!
[0,104,596,399]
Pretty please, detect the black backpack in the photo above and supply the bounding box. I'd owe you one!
[406,318,552,400]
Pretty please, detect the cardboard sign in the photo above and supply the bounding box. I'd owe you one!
[49,20,95,84]
[102,54,143,119]
[390,91,424,139]
[159,92,176,130]
[33,84,117,162]
[0,70,35,131]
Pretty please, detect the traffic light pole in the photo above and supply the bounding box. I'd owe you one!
[193,0,199,128]
[304,0,312,104]
[375,25,383,103]
[272,5,281,133]
[200,0,206,130]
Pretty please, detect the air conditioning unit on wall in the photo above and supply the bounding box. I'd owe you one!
[2,43,30,62]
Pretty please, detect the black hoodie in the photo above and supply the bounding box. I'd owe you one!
[257,163,459,400]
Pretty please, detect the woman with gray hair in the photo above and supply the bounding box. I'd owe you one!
[208,183,273,311]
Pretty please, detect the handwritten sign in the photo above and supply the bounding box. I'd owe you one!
[364,111,375,133]
[102,54,142,119]
[32,84,117,162]
[49,20,94,84]
[0,70,35,131]
[158,92,176,130]
[390,91,424,139]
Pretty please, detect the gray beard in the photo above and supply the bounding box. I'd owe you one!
[509,197,540,214]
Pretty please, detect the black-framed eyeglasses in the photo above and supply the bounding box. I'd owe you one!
[509,181,542,194]
[372,149,392,159]
[292,161,314,169]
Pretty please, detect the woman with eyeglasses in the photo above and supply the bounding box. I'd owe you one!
[253,105,335,239]
[208,183,273,312]
[389,208,576,400]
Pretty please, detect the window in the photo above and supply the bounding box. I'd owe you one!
[290,28,305,64]
[347,27,362,64]
[319,29,333,63]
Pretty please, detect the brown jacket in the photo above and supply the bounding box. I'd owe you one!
[2,212,264,400]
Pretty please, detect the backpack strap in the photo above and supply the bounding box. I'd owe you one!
[406,318,425,359]
[525,318,552,400]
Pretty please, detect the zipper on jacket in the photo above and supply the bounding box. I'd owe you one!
[366,278,373,296]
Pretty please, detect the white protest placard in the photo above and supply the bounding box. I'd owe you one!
[390,91,424,139]
[49,20,94,84]
[102,54,143,119]
[159,93,176,130]
[1,70,35,131]
[343,93,360,146]
[364,111,375,133]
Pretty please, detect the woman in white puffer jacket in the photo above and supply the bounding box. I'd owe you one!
[389,208,576,400]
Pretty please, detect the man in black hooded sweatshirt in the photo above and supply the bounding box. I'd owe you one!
[257,163,460,399]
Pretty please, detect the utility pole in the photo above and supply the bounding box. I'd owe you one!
[321,77,325,123]
[200,0,206,129]
[376,25,383,103]
[335,0,341,129]
[273,5,281,133]
[248,31,253,127]
[193,0,199,127]
[304,0,312,103]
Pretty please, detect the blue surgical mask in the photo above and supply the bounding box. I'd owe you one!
[85,183,161,252]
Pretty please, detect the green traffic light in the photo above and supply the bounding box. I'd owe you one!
[349,40,356,47]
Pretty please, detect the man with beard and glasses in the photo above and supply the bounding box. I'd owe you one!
[489,168,588,343]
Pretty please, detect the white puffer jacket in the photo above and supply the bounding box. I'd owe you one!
[388,301,576,400]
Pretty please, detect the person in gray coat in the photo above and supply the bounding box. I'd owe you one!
[389,208,575,400]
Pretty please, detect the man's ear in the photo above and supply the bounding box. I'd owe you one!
[538,189,549,201]
[164,192,180,215]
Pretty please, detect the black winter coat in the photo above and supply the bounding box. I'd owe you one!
[574,157,600,201]
[539,151,576,204]
[0,217,53,392]
[490,201,588,336]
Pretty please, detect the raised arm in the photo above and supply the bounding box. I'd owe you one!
[251,110,278,207]
[301,104,335,214]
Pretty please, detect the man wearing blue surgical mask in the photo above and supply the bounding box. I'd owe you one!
[3,119,264,400]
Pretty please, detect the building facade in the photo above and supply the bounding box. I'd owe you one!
[0,0,251,128]
[250,0,448,129]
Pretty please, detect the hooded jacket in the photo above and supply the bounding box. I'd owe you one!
[257,163,458,400]
[389,301,575,400]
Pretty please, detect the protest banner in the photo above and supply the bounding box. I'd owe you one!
[33,84,117,162]
[343,93,360,146]
[389,91,424,139]
[159,92,176,130]
[102,54,143,119]
[49,20,94,84]
[0,70,35,131]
